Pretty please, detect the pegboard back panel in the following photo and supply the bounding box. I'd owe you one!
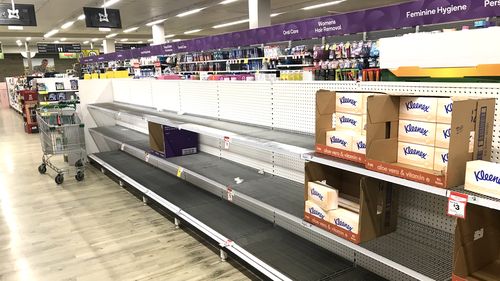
[112,79,153,108]
[179,81,219,118]
[151,80,181,112]
[218,81,273,127]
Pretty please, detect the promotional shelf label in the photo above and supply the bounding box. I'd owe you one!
[447,191,468,219]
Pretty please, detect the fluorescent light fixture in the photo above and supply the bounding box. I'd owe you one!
[83,40,89,44]
[78,14,86,20]
[137,41,143,43]
[44,29,59,38]
[91,38,99,42]
[220,0,238,4]
[120,38,128,42]
[176,8,205,17]
[105,33,118,38]
[101,0,121,8]
[213,19,249,29]
[147,39,154,42]
[54,40,60,44]
[60,38,67,41]
[271,12,284,17]
[99,27,111,32]
[61,21,74,29]
[25,37,31,41]
[8,26,23,30]
[146,19,166,26]
[164,34,175,38]
[16,40,22,46]
[172,39,181,42]
[123,26,139,33]
[184,29,202,34]
[302,0,346,10]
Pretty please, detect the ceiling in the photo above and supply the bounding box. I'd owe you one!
[0,0,410,47]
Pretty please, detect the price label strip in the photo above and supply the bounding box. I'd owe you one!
[224,136,231,150]
[447,191,468,219]
[177,167,184,178]
[227,187,234,202]
[144,153,150,163]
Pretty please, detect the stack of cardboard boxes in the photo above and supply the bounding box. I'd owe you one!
[397,97,454,172]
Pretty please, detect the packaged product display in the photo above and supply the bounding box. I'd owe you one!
[326,130,354,151]
[148,122,199,158]
[304,162,398,244]
[465,160,500,199]
[398,119,437,146]
[453,205,500,281]
[366,94,495,188]
[335,92,367,114]
[436,98,453,123]
[433,148,449,172]
[336,112,364,133]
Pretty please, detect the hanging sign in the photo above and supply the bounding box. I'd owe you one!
[0,3,36,26]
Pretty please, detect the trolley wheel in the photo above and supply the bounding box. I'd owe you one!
[75,160,84,167]
[55,174,64,185]
[38,164,47,174]
[75,171,85,182]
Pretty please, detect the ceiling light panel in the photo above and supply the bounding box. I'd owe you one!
[99,27,111,32]
[8,26,23,30]
[164,34,175,38]
[123,27,139,33]
[106,33,118,38]
[213,19,249,28]
[176,8,205,17]
[102,0,121,8]
[146,19,166,26]
[61,21,74,29]
[184,29,202,34]
[302,0,346,10]
[44,29,59,38]
[78,14,86,20]
[220,0,239,4]
[91,38,99,42]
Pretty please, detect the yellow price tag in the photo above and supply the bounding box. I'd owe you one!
[244,58,248,64]
[177,167,184,177]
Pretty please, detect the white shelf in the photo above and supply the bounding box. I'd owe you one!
[303,152,500,211]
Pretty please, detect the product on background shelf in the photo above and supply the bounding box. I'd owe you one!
[398,119,437,146]
[352,134,366,155]
[366,94,495,188]
[397,142,435,170]
[433,148,449,172]
[326,130,354,151]
[336,112,364,133]
[307,181,339,210]
[148,122,199,158]
[304,200,329,221]
[327,207,359,234]
[335,92,366,114]
[437,98,453,123]
[435,123,452,148]
[399,97,439,122]
[465,160,500,199]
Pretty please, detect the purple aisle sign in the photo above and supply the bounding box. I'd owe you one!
[84,0,500,63]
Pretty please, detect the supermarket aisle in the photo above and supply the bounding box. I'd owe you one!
[0,108,256,281]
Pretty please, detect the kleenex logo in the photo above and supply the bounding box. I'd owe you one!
[330,136,348,147]
[444,103,453,114]
[310,188,324,201]
[309,207,325,220]
[339,116,357,126]
[404,124,429,136]
[443,128,451,140]
[339,96,357,107]
[403,146,427,159]
[474,170,500,185]
[334,218,354,232]
[357,141,366,150]
[441,153,448,164]
[405,101,430,113]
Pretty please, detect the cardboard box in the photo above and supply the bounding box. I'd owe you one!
[352,134,366,155]
[437,98,453,124]
[397,142,435,170]
[465,161,500,199]
[452,205,500,281]
[307,181,339,210]
[304,162,398,244]
[366,95,495,188]
[399,97,438,122]
[435,123,452,149]
[148,122,199,158]
[315,90,367,164]
[398,119,437,146]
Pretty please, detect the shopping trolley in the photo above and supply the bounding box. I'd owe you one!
[36,104,86,185]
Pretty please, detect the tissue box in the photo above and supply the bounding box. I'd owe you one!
[304,200,329,222]
[397,142,435,170]
[328,208,359,234]
[307,181,339,210]
[399,97,438,122]
[434,148,449,172]
[435,123,451,149]
[336,93,366,114]
[398,120,437,146]
[437,98,453,124]
[336,113,364,133]
[326,130,354,151]
[352,134,366,155]
[465,160,500,199]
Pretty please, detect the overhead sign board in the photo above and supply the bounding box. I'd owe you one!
[83,7,122,28]
[0,3,36,26]
[38,43,81,54]
[59,53,79,59]
[81,49,100,57]
[115,43,149,51]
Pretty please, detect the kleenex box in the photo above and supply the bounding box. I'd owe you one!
[305,200,329,222]
[465,160,500,199]
[335,113,364,133]
[326,130,354,151]
[352,134,366,155]
[307,181,339,211]
[437,98,453,124]
[328,208,359,234]
[398,119,437,146]
[435,123,451,149]
[434,148,449,172]
[397,142,435,170]
[336,93,365,114]
[399,97,438,122]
